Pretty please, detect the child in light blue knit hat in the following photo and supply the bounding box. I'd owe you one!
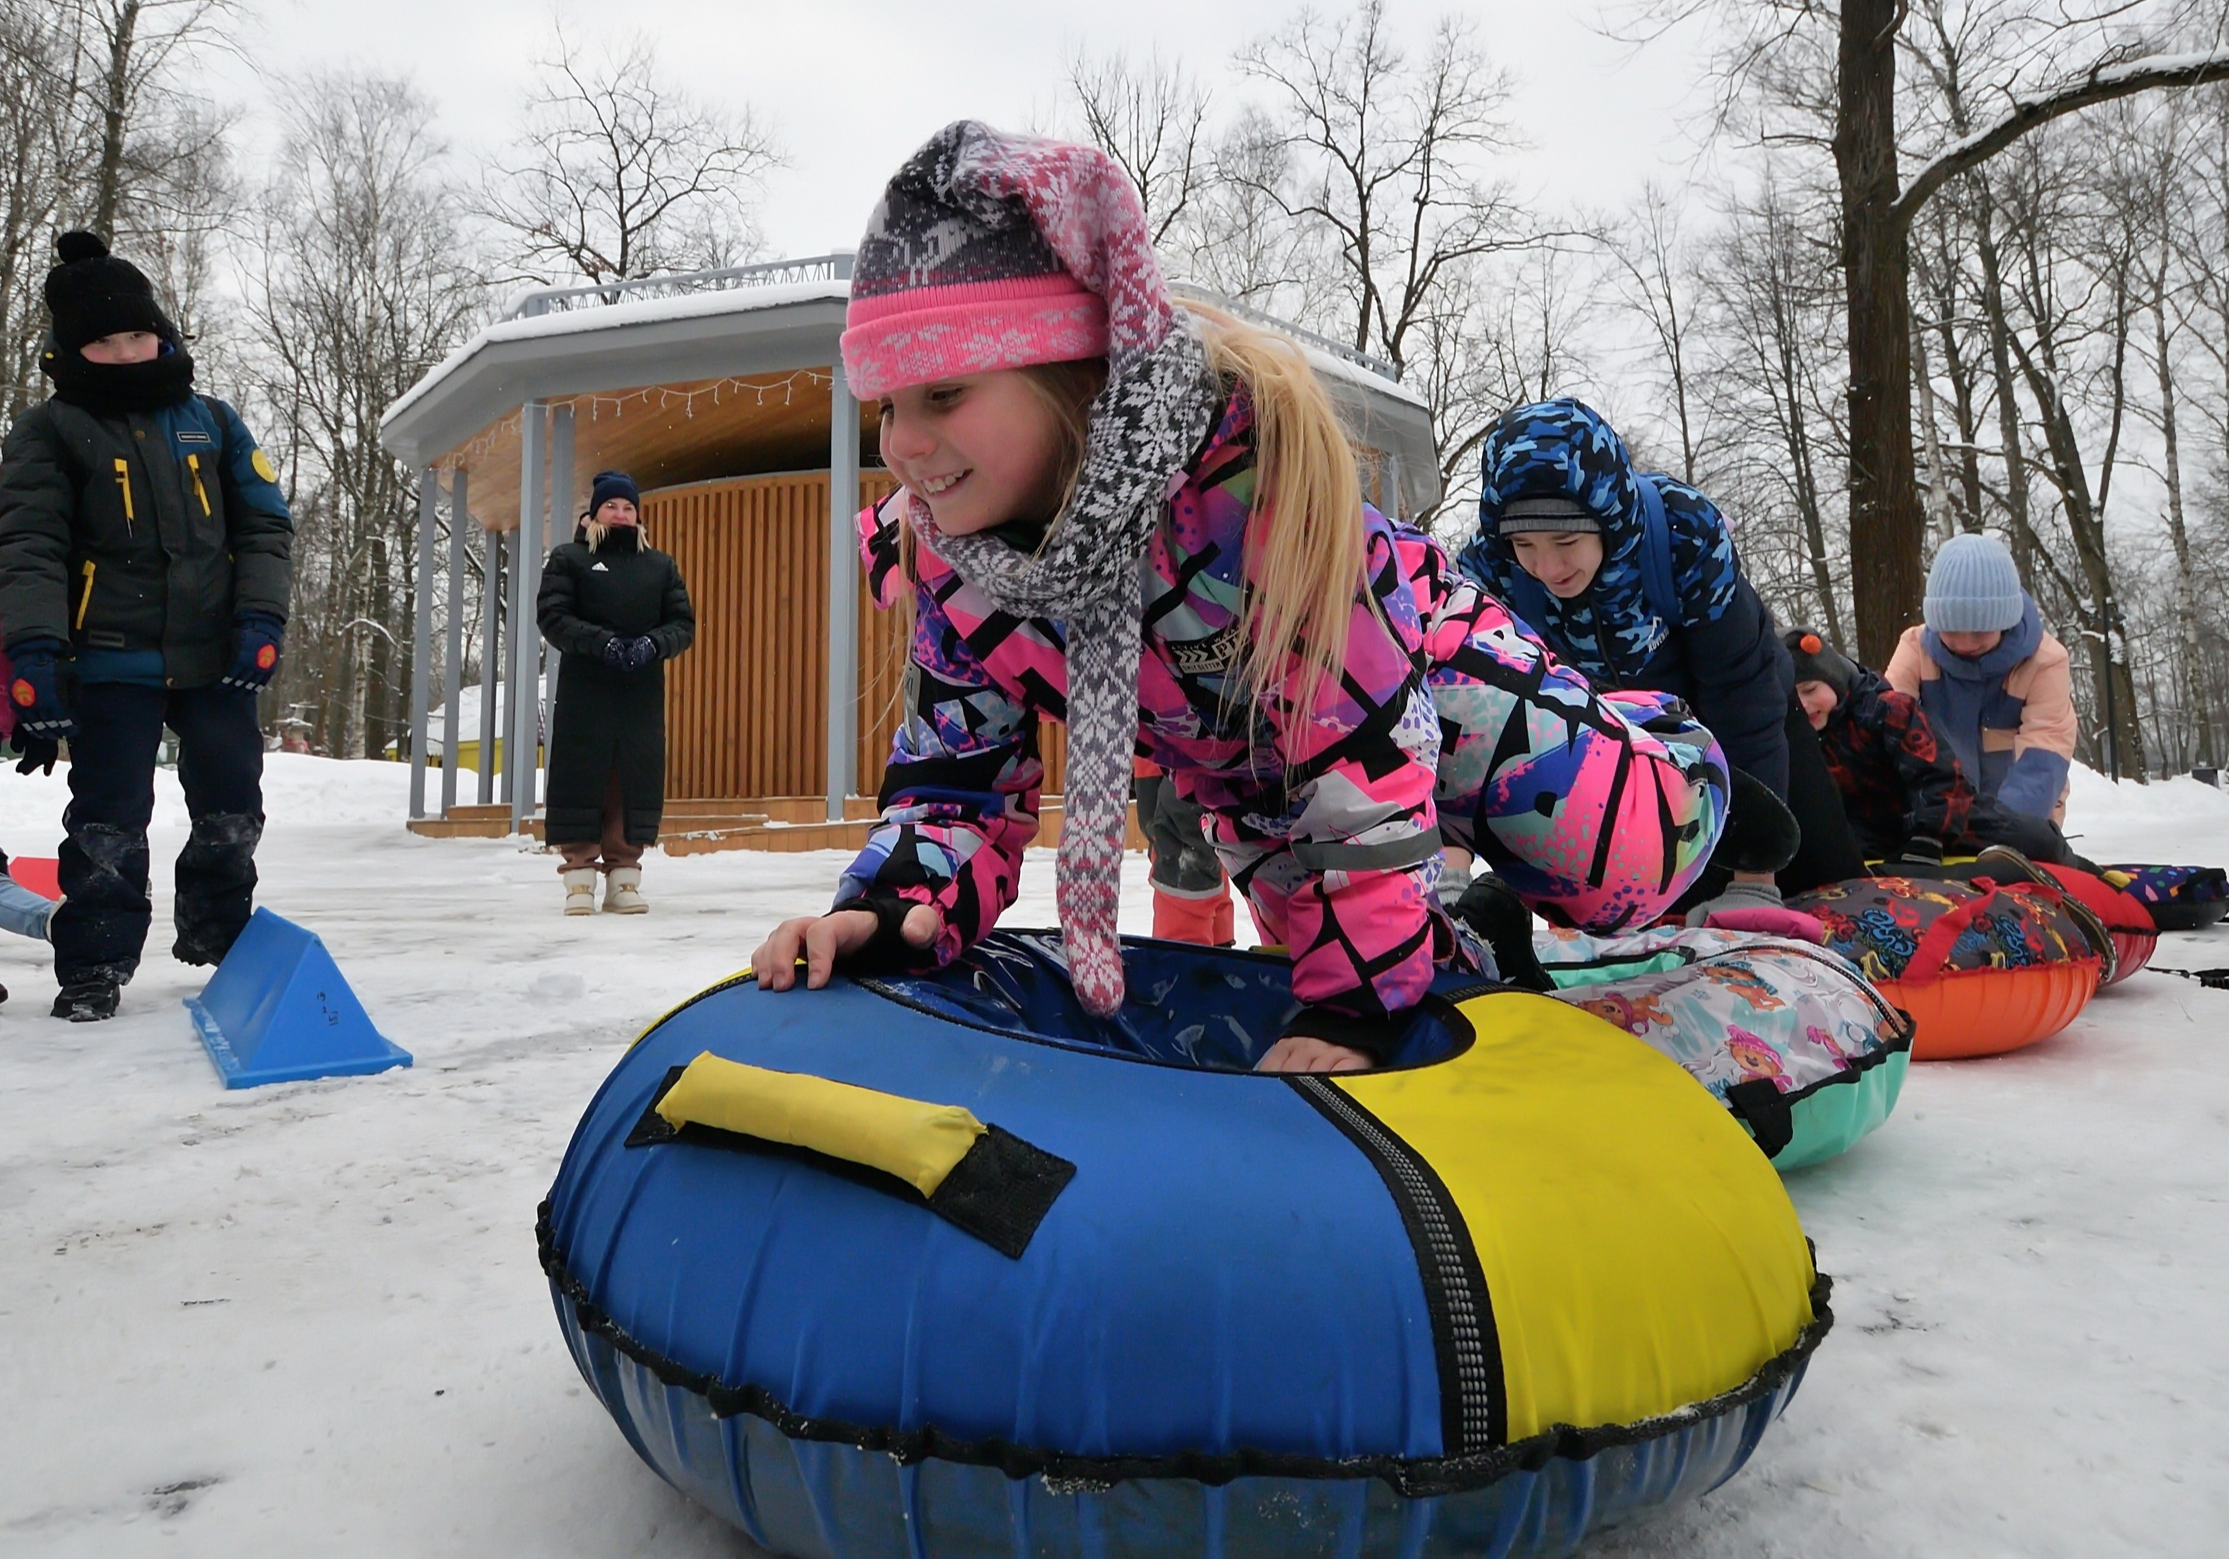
[1886,534,2077,826]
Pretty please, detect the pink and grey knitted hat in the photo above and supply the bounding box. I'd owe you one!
[840,122,1176,397]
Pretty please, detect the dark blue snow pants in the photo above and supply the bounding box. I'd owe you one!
[53,682,264,986]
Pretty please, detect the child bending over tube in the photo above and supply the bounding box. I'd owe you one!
[753,124,1730,1072]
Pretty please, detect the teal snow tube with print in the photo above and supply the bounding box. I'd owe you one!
[1536,925,1912,1170]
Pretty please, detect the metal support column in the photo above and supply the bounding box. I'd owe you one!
[479,521,501,805]
[545,404,575,780]
[825,365,861,822]
[510,402,547,833]
[407,468,438,819]
[440,468,470,815]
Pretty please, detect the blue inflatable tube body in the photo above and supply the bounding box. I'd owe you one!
[543,934,1828,1558]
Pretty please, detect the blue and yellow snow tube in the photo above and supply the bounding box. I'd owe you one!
[541,933,1830,1558]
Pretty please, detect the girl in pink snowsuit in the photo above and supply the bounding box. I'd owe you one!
[753,123,1728,1072]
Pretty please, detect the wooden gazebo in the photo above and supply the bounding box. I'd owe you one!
[378,256,1442,853]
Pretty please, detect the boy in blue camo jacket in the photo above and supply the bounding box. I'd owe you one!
[0,232,293,1021]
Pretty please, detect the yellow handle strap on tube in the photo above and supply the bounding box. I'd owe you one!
[655,1051,986,1198]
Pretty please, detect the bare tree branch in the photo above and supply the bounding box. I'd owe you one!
[481,26,781,286]
[1891,46,2229,230]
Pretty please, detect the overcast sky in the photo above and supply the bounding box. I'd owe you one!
[208,0,1723,261]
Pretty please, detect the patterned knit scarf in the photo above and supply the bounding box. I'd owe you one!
[915,315,1219,1014]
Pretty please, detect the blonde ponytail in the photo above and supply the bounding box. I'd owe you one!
[1181,302,1367,720]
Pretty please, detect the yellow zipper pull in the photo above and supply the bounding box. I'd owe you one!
[186,453,211,516]
[112,458,135,528]
[76,561,95,630]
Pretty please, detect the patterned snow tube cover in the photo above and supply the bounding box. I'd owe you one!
[1535,926,1913,1171]
[2102,863,2229,932]
[541,933,1829,1559]
[1787,876,2101,1060]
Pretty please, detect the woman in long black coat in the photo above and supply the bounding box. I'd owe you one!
[537,470,694,914]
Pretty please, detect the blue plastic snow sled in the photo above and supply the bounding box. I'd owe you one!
[542,933,1831,1559]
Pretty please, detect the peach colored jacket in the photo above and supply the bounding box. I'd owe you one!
[1886,625,2076,823]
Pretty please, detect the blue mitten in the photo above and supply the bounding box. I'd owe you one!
[8,640,76,739]
[623,635,659,670]
[220,613,285,692]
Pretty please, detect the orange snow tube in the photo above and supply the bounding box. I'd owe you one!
[1877,962,2099,1060]
[1790,875,2102,1061]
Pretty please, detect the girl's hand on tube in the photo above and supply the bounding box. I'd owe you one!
[752,905,942,991]
[1256,1036,1373,1073]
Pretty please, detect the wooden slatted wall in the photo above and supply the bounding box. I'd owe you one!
[650,471,1070,803]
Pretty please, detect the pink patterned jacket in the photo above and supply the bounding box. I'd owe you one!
[837,391,1727,1037]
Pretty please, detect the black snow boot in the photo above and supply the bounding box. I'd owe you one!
[52,980,121,1022]
[173,810,262,966]
[1452,874,1556,993]
[1719,767,1804,875]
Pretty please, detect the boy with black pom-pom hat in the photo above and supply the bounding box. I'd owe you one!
[0,232,294,1021]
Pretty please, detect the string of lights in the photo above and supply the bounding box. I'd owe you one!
[439,368,836,471]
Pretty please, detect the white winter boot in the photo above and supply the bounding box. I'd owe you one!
[604,866,648,914]
[562,868,599,916]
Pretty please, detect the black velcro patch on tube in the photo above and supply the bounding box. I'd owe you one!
[925,1126,1077,1259]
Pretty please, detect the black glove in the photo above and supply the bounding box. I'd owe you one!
[623,635,658,670]
[10,733,58,776]
[601,635,630,668]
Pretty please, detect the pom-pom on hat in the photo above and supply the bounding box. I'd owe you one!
[1783,627,1858,696]
[44,231,174,353]
[841,122,1186,399]
[1924,532,2025,634]
[588,470,641,517]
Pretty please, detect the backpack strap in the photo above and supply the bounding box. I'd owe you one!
[1633,476,1682,626]
[195,395,233,459]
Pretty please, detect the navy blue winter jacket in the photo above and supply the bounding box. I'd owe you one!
[1456,399,1794,798]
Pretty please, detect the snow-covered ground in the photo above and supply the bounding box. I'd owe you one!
[1,756,2224,1555]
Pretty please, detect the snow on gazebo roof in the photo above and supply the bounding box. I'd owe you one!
[379,255,1442,510]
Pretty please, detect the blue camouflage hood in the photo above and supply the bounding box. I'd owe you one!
[1456,398,1740,681]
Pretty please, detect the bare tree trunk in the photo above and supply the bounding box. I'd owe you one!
[1921,222,1987,529]
[1910,308,1957,545]
[2153,285,2213,767]
[92,0,140,236]
[1971,189,2039,587]
[2007,289,2141,778]
[1835,0,1927,664]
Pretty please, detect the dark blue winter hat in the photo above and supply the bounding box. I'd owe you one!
[589,470,641,517]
